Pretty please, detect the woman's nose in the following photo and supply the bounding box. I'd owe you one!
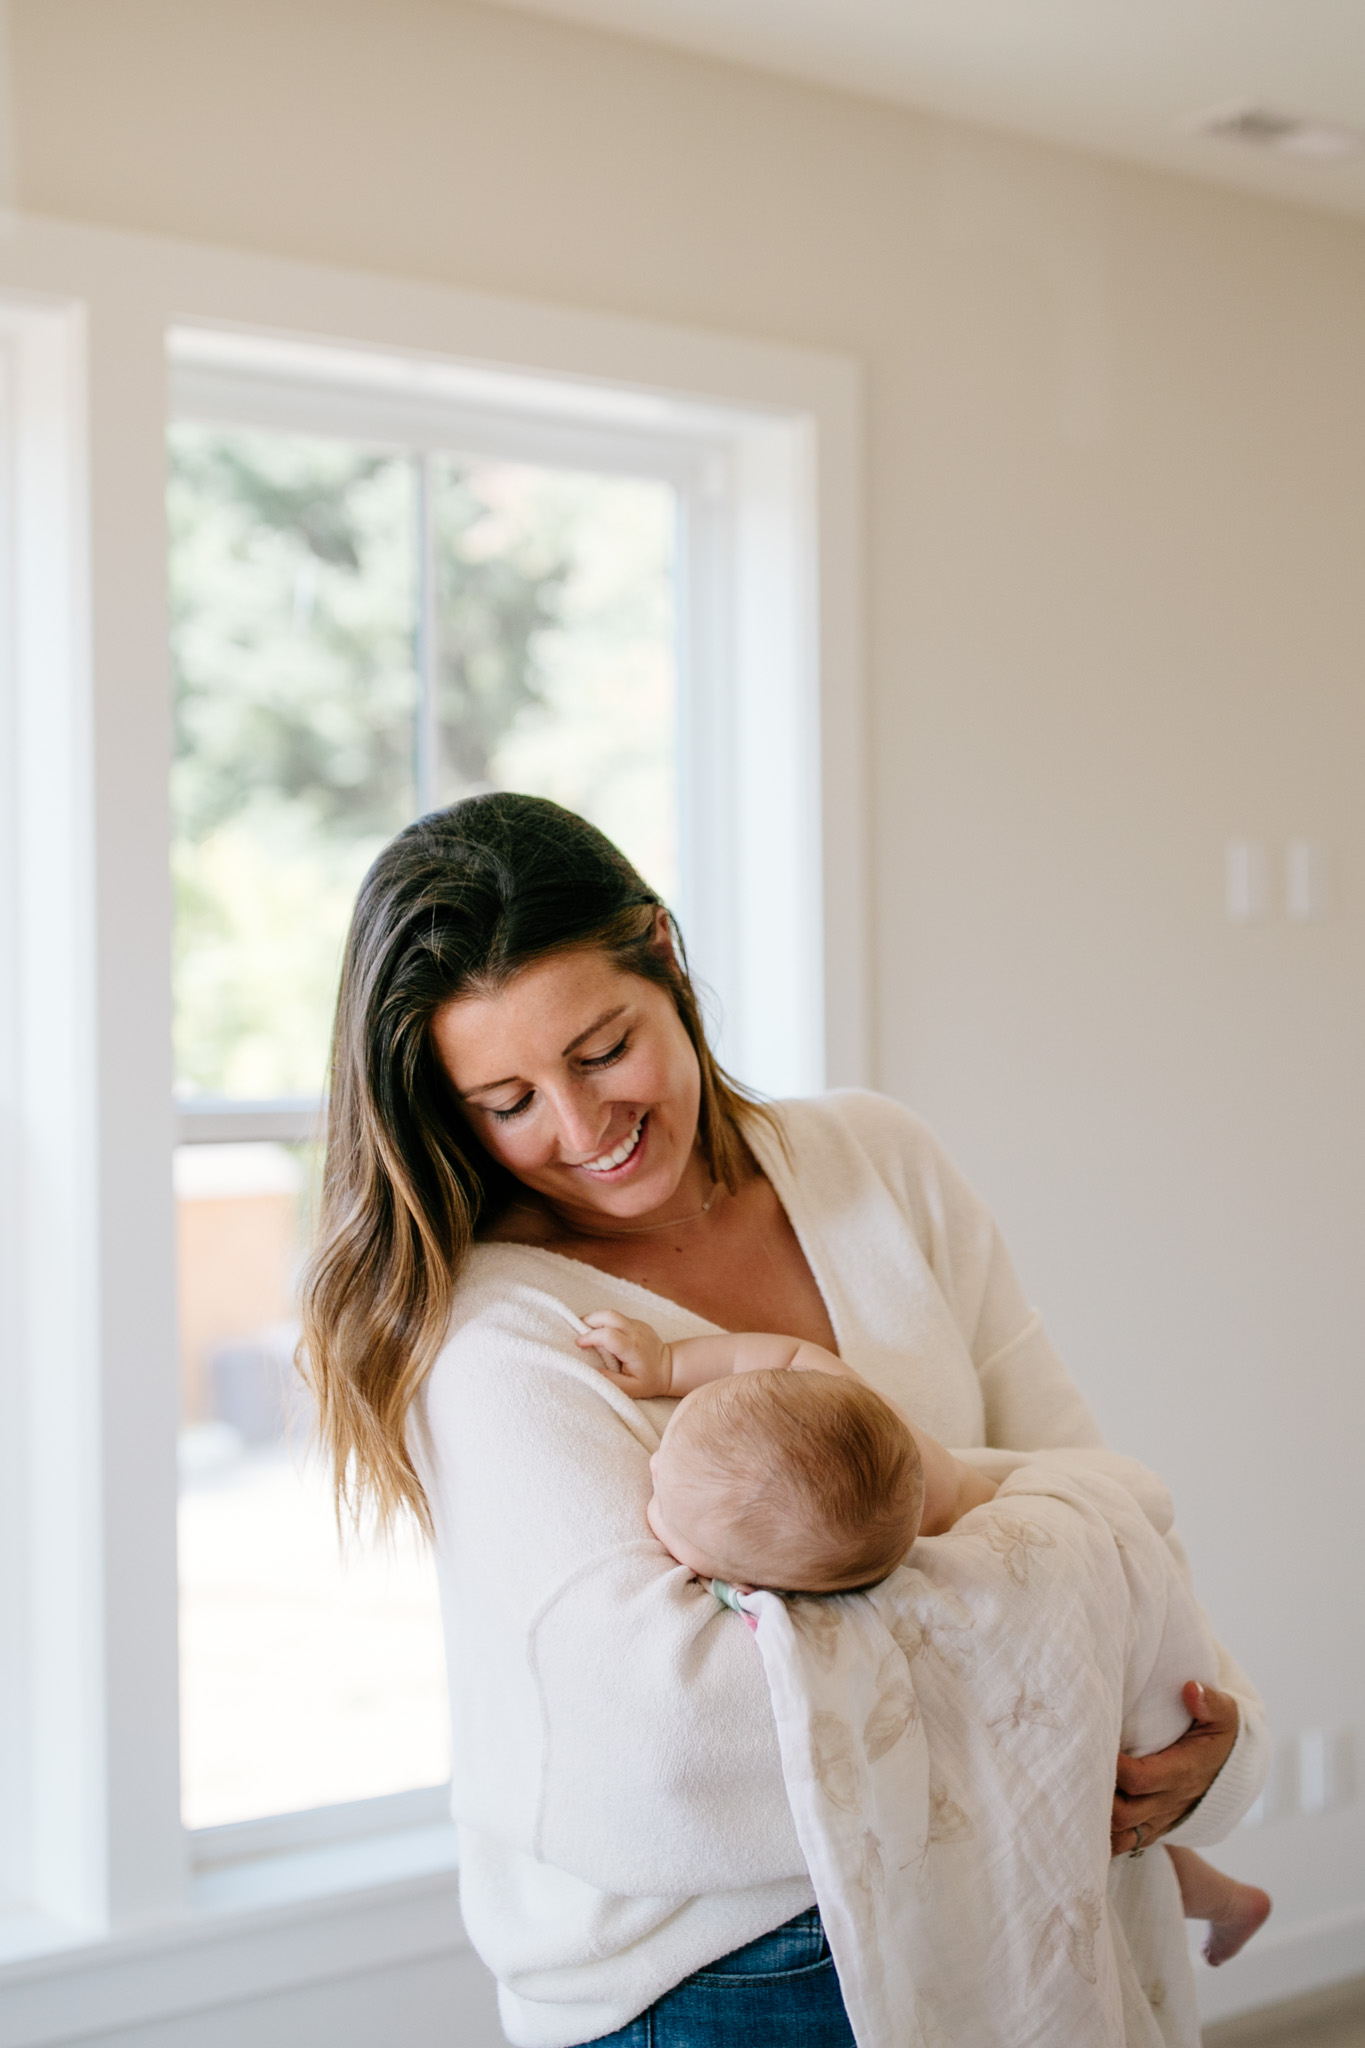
[544,1084,610,1160]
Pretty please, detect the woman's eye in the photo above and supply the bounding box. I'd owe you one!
[490,1093,534,1123]
[583,1036,629,1070]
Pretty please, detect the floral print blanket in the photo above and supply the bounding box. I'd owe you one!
[730,1456,1218,2048]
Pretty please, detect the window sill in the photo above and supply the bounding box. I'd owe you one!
[190,1815,459,1915]
[0,1821,464,2048]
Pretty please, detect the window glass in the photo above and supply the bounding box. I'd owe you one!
[170,419,678,1828]
[175,1141,449,1829]
[428,458,677,901]
[169,424,419,1103]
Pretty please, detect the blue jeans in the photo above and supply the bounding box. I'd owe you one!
[584,1908,854,2046]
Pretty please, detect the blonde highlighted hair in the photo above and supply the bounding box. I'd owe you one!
[299,792,774,1534]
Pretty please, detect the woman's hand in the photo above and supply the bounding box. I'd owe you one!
[1111,1681,1239,1855]
[578,1309,673,1398]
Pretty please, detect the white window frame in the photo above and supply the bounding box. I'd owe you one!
[0,214,863,2041]
[166,319,853,1132]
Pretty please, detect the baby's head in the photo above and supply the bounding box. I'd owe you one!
[646,1370,924,1593]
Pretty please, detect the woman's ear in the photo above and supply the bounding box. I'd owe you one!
[650,905,680,971]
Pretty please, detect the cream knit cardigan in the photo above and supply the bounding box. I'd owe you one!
[415,1090,1267,2048]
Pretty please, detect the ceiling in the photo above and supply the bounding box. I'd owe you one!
[476,0,1365,220]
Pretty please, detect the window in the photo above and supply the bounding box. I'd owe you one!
[168,393,681,1829]
[1,295,99,1937]
[0,227,859,1995]
[165,323,851,1103]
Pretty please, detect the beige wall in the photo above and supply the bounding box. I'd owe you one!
[15,0,1365,1997]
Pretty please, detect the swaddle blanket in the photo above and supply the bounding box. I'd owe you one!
[728,1455,1217,2048]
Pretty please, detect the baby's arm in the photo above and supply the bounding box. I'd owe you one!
[576,1310,822,1396]
[578,1311,995,1533]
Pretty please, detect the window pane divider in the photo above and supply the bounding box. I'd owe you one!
[414,448,439,814]
[174,1097,325,1146]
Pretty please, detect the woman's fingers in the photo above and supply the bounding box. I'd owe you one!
[1112,1786,1172,1825]
[1183,1680,1240,1735]
[1111,1787,1189,1854]
[1117,1686,1239,1800]
[1112,1787,1179,1834]
[1115,1750,1160,1797]
[1117,1682,1239,1792]
[1111,1812,1184,1852]
[1111,1681,1240,1855]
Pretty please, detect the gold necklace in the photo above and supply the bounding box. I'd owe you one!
[513,1179,724,1240]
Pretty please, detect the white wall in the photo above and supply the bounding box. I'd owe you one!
[11,0,1365,2025]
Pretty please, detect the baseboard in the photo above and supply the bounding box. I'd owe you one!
[1204,1973,1365,2047]
[1194,1899,1365,2025]
[6,1835,1358,2047]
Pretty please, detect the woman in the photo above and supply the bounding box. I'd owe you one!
[302,793,1265,2048]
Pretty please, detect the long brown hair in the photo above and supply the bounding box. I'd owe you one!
[300,792,772,1533]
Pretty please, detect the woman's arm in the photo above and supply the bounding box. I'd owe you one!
[850,1093,1269,1844]
[1113,1678,1241,1853]
[1119,1592,1268,1851]
[418,1290,809,1898]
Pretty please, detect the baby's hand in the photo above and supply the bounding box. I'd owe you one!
[577,1310,673,1398]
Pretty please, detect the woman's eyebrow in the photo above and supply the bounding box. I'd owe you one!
[460,1005,629,1099]
[459,1075,522,1101]
[560,1005,627,1058]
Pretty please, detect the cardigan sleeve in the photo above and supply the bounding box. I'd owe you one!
[420,1286,809,1899]
[831,1090,1106,1451]
[826,1092,1267,1840]
[1149,1534,1270,1850]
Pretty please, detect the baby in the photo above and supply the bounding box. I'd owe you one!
[577,1306,1271,1969]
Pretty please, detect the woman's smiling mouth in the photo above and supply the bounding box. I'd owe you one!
[579,1115,646,1175]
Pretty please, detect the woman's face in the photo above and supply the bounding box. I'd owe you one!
[430,941,705,1227]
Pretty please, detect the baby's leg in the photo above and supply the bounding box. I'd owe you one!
[1167,1845,1271,1966]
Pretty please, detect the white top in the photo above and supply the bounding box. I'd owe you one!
[417,1090,1267,2048]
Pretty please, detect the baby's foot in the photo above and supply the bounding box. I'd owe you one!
[1203,1881,1272,1966]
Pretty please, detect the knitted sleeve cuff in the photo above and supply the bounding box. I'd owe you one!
[1163,1690,1270,1848]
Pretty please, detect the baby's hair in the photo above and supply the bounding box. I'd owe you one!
[665,1370,924,1592]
